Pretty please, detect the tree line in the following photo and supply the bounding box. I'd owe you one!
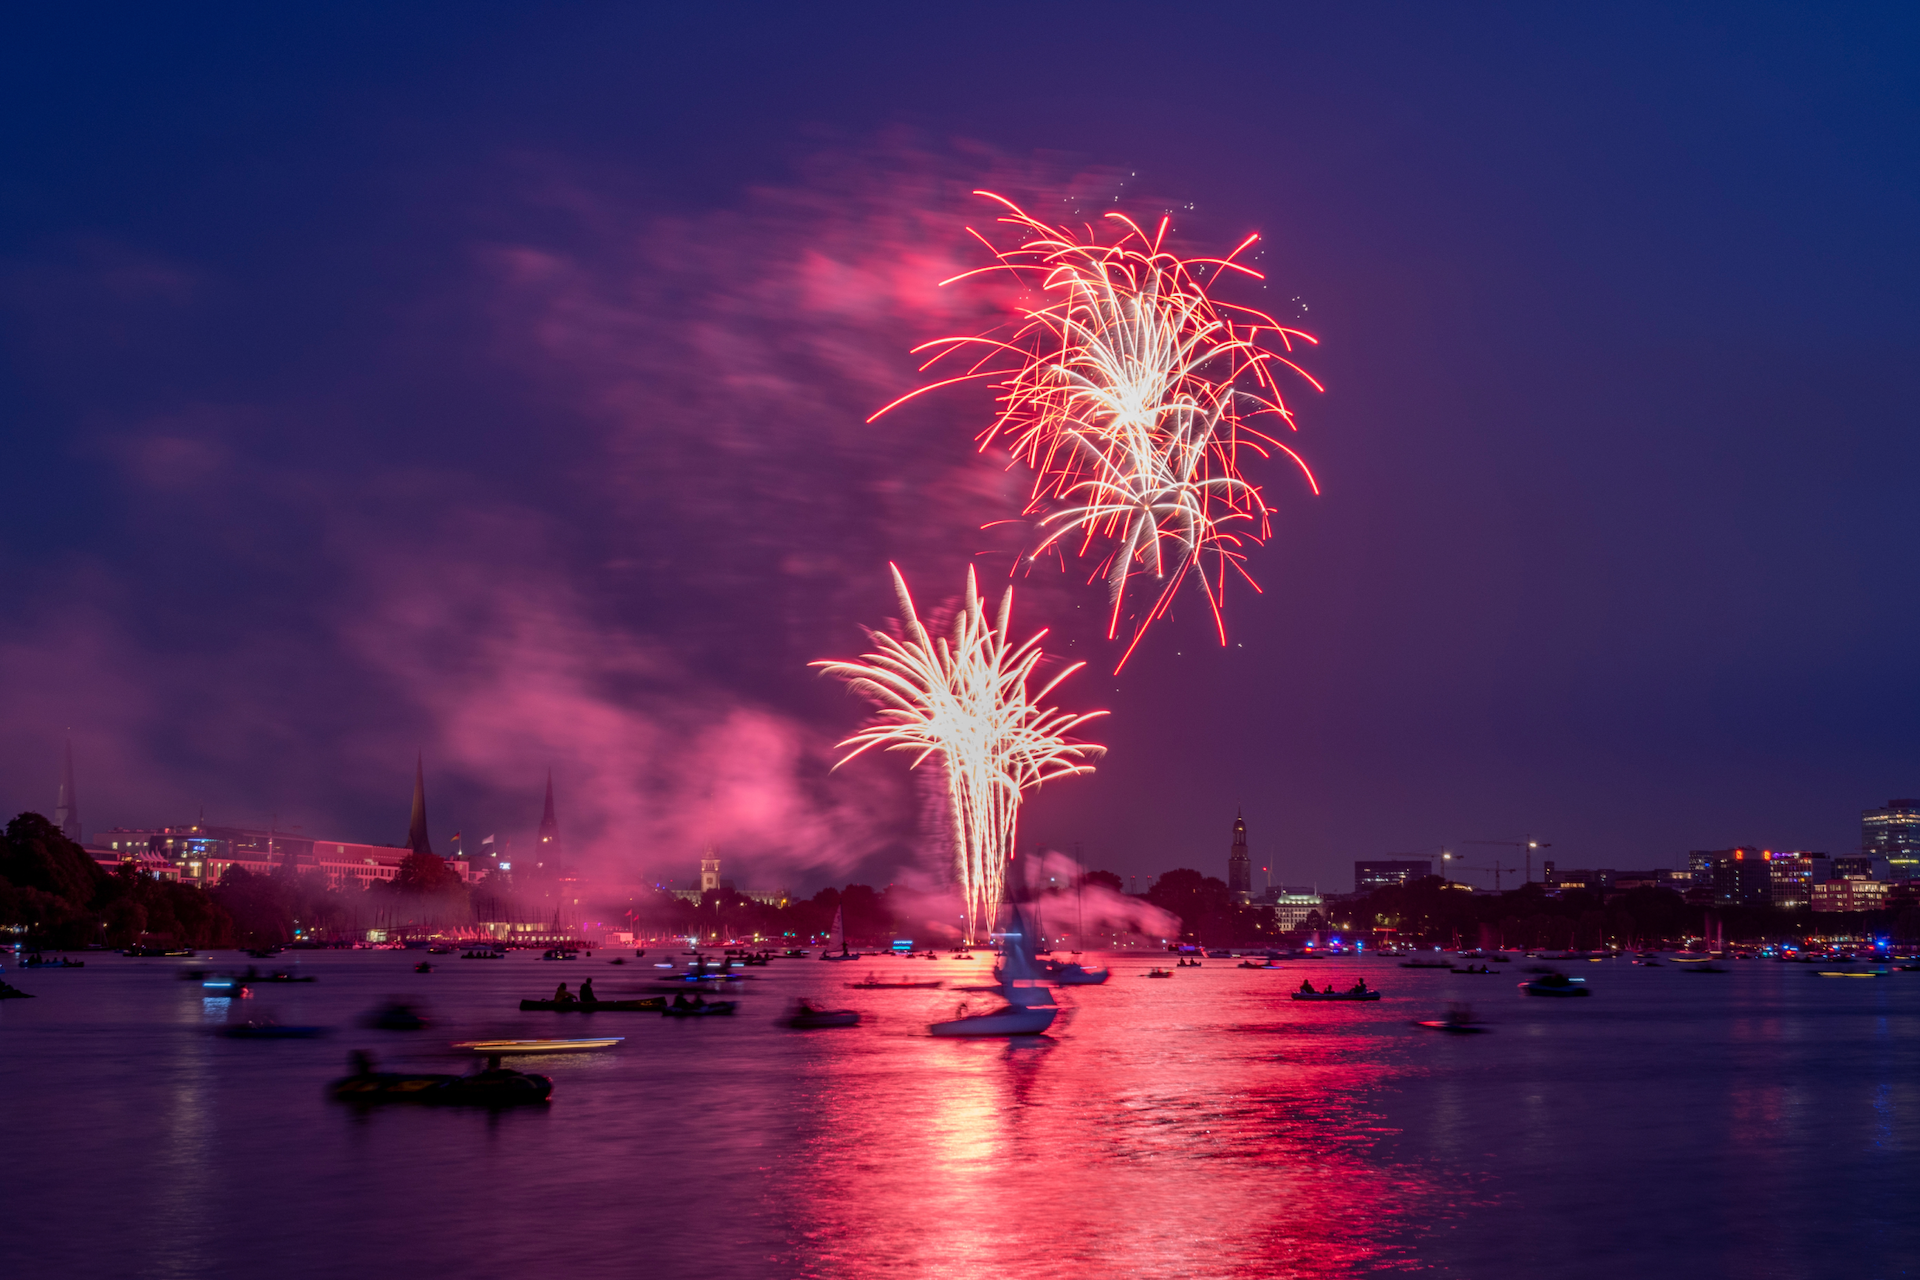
[0,812,476,948]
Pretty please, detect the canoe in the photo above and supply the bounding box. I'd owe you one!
[1291,990,1382,1001]
[518,997,666,1011]
[782,1008,861,1029]
[453,1038,623,1053]
[845,979,943,989]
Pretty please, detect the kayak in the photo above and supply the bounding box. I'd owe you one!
[518,997,666,1011]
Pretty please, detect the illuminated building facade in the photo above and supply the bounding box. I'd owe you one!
[1861,800,1920,881]
[1811,878,1888,913]
[1354,859,1432,892]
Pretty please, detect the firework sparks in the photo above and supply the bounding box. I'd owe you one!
[813,564,1105,943]
[872,192,1322,669]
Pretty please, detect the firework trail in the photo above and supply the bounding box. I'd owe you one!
[813,564,1105,943]
[872,192,1322,669]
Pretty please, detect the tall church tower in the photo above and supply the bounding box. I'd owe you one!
[407,753,434,856]
[54,736,81,844]
[1228,810,1251,903]
[536,770,562,865]
[700,847,720,893]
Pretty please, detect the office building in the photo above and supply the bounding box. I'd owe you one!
[1861,800,1920,881]
[1698,848,1774,907]
[1812,878,1889,913]
[1354,859,1432,892]
[1832,855,1888,881]
[1766,852,1829,908]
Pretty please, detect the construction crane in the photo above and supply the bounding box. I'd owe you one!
[1448,860,1514,891]
[1462,838,1551,886]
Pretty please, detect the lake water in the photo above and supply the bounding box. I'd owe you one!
[2,950,1914,1279]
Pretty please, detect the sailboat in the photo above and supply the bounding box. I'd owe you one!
[1046,871,1108,984]
[818,906,858,961]
[929,903,1058,1037]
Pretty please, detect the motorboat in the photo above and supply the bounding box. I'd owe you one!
[1519,972,1590,997]
[366,1001,431,1029]
[1047,960,1109,985]
[1413,1004,1489,1034]
[21,955,85,968]
[1146,968,1174,978]
[928,903,1058,1038]
[781,1000,861,1029]
[328,1051,552,1106]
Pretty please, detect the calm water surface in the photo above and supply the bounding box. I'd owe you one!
[2,951,1914,1279]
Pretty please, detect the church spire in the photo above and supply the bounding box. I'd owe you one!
[536,769,561,864]
[407,752,434,856]
[54,735,81,843]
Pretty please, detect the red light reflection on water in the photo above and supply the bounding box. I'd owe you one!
[773,972,1435,1279]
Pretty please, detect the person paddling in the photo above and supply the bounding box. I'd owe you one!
[579,977,599,1004]
[553,982,575,1004]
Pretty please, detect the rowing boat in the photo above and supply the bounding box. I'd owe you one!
[518,997,666,1011]
[453,1038,623,1053]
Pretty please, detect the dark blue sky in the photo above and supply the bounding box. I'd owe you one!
[3,4,1918,892]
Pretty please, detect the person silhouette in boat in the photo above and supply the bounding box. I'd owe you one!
[672,992,692,1010]
[553,982,575,1004]
[1323,983,1335,994]
[1351,977,1369,994]
[1299,978,1315,994]
[579,977,599,1004]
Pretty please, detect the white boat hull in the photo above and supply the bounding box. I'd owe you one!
[928,1003,1057,1037]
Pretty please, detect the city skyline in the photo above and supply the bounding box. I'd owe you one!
[3,7,1919,897]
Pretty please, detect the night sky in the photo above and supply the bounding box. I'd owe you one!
[3,4,1918,893]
